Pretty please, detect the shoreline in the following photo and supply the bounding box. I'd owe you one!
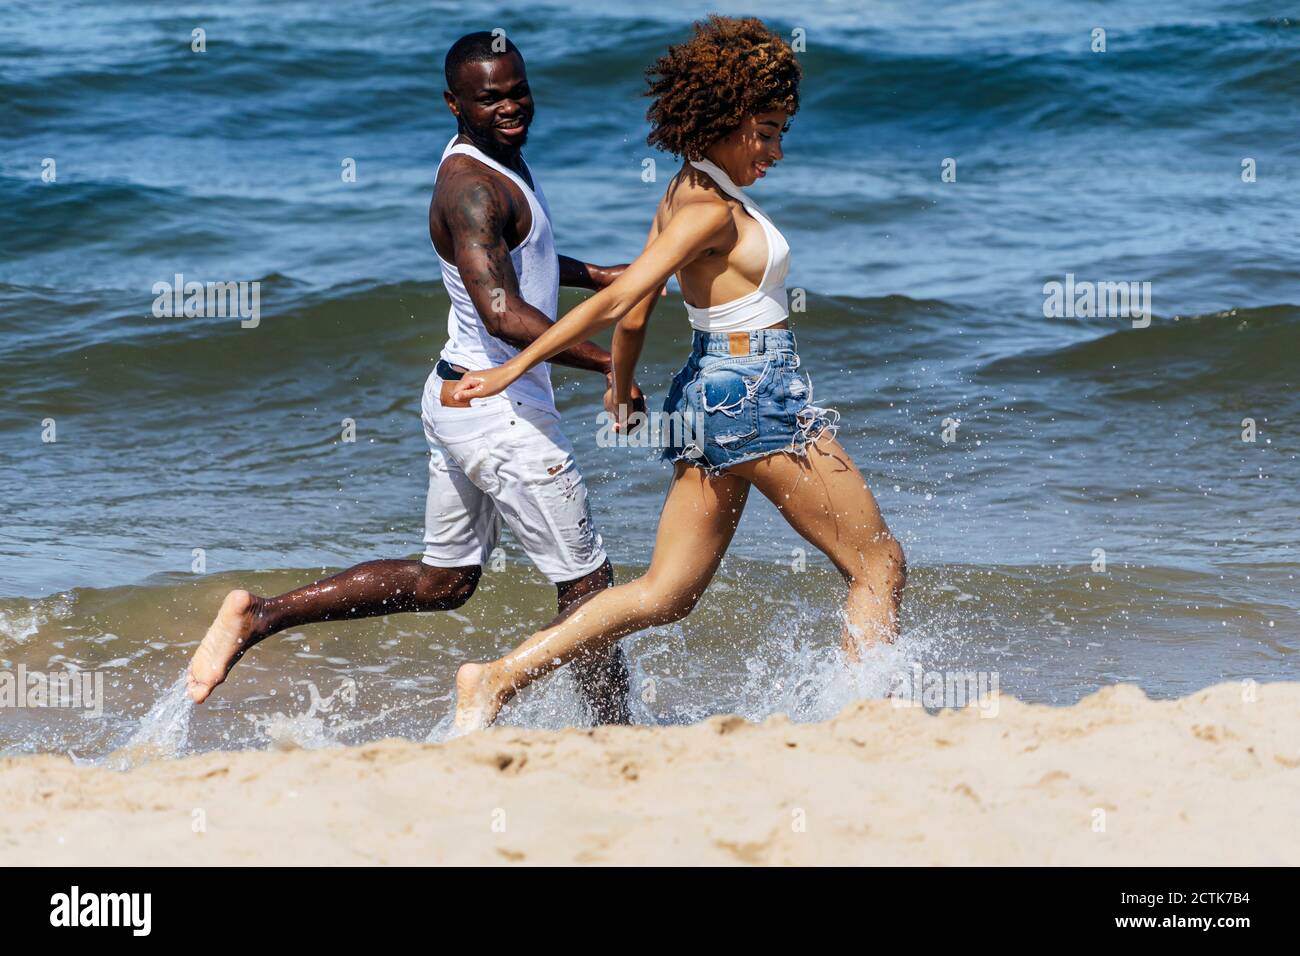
[3,681,1297,865]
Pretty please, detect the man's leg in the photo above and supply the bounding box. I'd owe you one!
[188,395,499,703]
[556,559,632,725]
[480,404,632,726]
[454,462,750,732]
[187,561,481,702]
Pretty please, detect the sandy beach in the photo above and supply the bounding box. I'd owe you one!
[2,680,1297,866]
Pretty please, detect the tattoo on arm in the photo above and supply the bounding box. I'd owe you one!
[448,178,518,324]
[445,173,611,375]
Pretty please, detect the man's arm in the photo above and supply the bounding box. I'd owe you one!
[453,200,733,403]
[442,172,611,374]
[558,255,621,292]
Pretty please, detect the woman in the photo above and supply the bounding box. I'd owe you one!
[450,15,906,731]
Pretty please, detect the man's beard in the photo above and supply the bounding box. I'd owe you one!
[459,117,527,154]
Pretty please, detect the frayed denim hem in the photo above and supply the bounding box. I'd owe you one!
[664,400,842,477]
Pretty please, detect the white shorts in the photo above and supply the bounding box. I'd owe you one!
[419,375,607,584]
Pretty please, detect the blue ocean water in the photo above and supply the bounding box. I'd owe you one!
[0,1,1296,755]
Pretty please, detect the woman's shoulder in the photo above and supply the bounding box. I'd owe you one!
[667,162,733,205]
[658,163,736,226]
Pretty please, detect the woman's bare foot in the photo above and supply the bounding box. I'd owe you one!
[452,662,505,735]
[188,589,262,703]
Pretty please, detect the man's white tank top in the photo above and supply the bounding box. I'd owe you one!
[432,135,558,414]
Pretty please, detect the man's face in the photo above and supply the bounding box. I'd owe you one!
[446,53,534,151]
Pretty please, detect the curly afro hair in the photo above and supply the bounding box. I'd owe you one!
[645,15,801,161]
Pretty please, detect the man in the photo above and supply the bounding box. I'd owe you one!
[186,32,654,724]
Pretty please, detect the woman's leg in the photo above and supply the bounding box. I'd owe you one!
[454,461,751,731]
[731,437,906,658]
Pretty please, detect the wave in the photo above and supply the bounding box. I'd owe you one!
[0,177,221,258]
[2,554,1292,758]
[4,272,1292,426]
[0,278,960,375]
[5,9,1297,146]
[980,304,1300,394]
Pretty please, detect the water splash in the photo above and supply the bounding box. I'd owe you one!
[425,711,456,744]
[0,608,45,645]
[98,673,194,770]
[0,593,72,649]
[245,677,421,750]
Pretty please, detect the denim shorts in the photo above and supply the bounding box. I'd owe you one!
[660,328,839,473]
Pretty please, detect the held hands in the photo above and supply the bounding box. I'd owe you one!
[603,375,647,434]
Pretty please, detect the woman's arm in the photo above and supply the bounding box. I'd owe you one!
[453,201,731,402]
[606,286,661,432]
[608,221,662,430]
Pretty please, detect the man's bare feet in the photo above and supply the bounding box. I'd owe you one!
[452,661,505,735]
[188,589,261,703]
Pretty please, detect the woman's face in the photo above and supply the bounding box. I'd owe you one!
[709,111,789,186]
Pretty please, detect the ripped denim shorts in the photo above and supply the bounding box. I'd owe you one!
[660,328,839,473]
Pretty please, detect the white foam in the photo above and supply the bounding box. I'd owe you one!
[245,677,417,750]
[98,674,194,769]
[0,594,71,647]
